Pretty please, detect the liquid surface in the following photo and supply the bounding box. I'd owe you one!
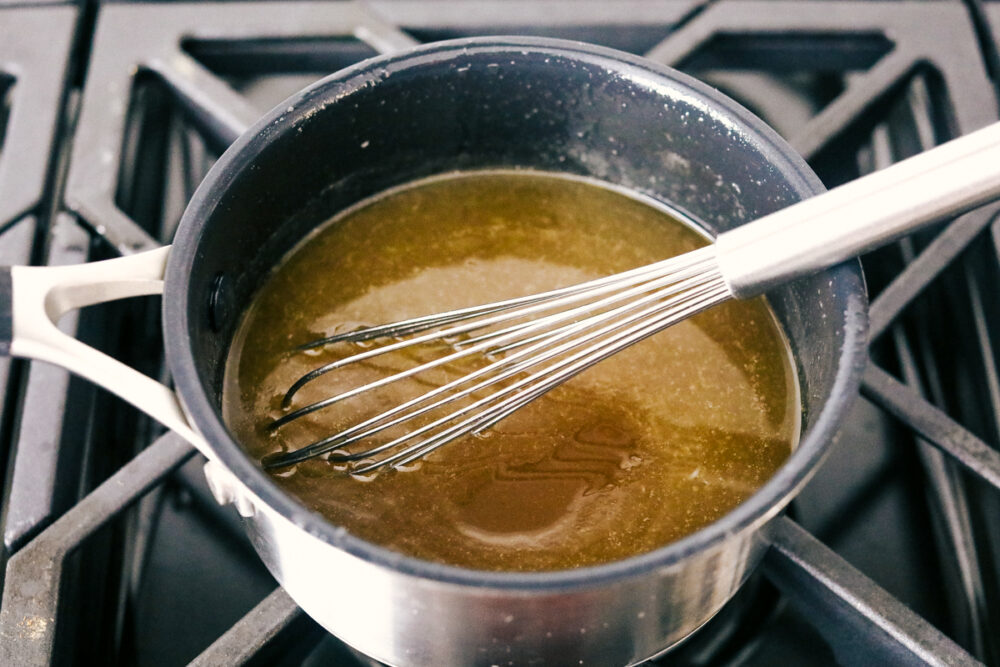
[223,172,799,571]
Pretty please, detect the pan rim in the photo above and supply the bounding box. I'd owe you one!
[164,36,869,591]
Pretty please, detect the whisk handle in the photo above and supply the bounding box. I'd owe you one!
[716,121,1000,299]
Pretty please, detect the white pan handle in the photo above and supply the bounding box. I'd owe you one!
[0,246,215,461]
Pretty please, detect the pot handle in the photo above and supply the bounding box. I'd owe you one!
[0,246,215,461]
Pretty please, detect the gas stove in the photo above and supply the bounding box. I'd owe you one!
[1,1,999,665]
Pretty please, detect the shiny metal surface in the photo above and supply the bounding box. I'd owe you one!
[243,495,773,666]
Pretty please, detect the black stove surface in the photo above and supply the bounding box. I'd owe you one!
[1,2,1000,665]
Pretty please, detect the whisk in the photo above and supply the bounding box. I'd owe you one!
[262,121,1000,474]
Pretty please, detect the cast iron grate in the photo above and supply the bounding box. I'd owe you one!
[1,1,1000,665]
[0,3,79,557]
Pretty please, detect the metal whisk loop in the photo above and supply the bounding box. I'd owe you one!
[263,247,731,471]
[263,266,726,469]
[351,279,731,474]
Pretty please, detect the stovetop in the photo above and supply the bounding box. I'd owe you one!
[2,1,1000,665]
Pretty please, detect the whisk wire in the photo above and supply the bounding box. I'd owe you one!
[270,252,720,430]
[280,246,719,406]
[263,268,727,469]
[354,280,732,473]
[297,246,716,350]
[263,247,732,472]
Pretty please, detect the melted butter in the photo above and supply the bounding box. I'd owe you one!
[223,171,799,571]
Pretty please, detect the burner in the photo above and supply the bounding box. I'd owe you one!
[1,2,1000,665]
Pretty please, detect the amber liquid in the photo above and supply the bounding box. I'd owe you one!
[223,171,799,571]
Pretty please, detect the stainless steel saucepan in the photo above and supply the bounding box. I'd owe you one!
[0,38,868,665]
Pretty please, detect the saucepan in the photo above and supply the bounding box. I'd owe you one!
[0,38,867,665]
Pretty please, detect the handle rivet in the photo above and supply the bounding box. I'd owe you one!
[208,273,234,333]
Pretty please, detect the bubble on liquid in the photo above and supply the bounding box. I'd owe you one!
[619,454,643,470]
